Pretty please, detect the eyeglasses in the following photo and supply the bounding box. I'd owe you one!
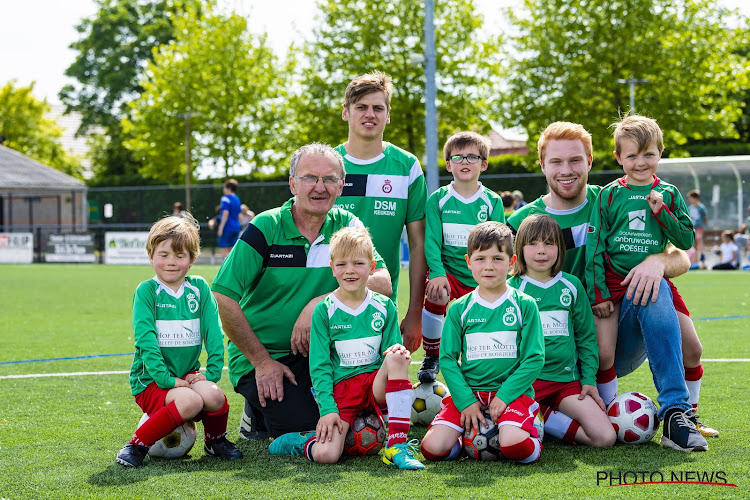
[293,175,342,186]
[449,154,486,164]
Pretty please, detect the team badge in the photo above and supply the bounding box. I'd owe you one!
[477,205,488,222]
[371,311,385,330]
[502,306,517,326]
[560,288,572,307]
[382,179,392,193]
[187,293,199,313]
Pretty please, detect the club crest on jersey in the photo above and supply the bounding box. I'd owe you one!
[502,307,517,326]
[371,311,385,330]
[628,209,646,231]
[187,293,199,313]
[477,205,488,222]
[382,179,393,193]
[560,288,572,307]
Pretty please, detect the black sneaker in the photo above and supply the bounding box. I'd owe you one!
[238,402,270,441]
[116,443,149,467]
[417,355,440,383]
[660,408,708,452]
[205,436,243,460]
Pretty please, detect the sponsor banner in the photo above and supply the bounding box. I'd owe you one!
[104,232,149,265]
[0,233,34,264]
[45,233,96,263]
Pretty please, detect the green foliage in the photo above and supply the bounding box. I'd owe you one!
[502,0,750,153]
[60,0,201,184]
[289,0,504,158]
[123,4,288,181]
[0,81,83,178]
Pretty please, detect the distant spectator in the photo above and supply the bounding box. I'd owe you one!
[239,204,255,232]
[217,179,242,258]
[512,189,526,209]
[734,204,750,259]
[687,190,708,269]
[713,230,739,270]
[500,190,515,219]
[172,202,184,217]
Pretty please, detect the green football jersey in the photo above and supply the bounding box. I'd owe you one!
[425,182,505,286]
[507,185,602,289]
[507,272,598,386]
[211,198,385,387]
[334,142,428,301]
[440,287,545,412]
[587,176,694,304]
[309,290,402,417]
[130,276,224,396]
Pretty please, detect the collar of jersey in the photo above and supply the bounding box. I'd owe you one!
[520,271,562,289]
[280,197,332,246]
[342,142,390,165]
[448,181,485,203]
[329,288,373,316]
[471,287,511,309]
[152,276,186,298]
[618,174,660,189]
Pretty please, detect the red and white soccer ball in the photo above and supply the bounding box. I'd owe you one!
[137,413,197,458]
[344,412,386,456]
[607,392,660,444]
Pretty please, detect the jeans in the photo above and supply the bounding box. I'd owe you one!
[616,278,690,420]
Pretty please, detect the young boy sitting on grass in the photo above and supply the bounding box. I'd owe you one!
[116,213,242,467]
[269,227,423,469]
[420,131,506,383]
[420,221,545,464]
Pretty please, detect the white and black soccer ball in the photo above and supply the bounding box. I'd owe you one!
[607,391,659,444]
[462,410,502,461]
[411,381,449,426]
[137,413,197,458]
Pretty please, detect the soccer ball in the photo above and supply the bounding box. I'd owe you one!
[137,413,197,458]
[463,410,502,461]
[344,412,386,456]
[411,381,449,426]
[607,392,660,444]
[534,412,544,442]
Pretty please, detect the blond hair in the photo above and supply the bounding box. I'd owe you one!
[511,214,566,277]
[344,71,393,111]
[443,131,491,162]
[613,115,664,156]
[329,226,374,262]
[537,122,593,163]
[146,212,201,262]
[467,221,514,257]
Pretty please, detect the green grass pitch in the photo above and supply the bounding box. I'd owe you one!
[1,264,749,498]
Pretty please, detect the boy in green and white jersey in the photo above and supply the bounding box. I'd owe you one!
[419,222,545,464]
[269,227,423,470]
[116,214,241,467]
[420,131,505,383]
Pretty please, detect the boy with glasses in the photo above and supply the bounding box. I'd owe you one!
[420,132,505,382]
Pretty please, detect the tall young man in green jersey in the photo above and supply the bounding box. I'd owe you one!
[334,72,428,354]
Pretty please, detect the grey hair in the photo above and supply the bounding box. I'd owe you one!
[289,143,346,178]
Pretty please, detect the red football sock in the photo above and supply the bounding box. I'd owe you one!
[201,396,229,441]
[385,379,413,447]
[501,437,541,464]
[131,401,185,447]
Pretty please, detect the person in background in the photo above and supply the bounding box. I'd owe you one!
[172,202,184,217]
[217,179,242,258]
[512,190,527,209]
[712,230,739,270]
[687,190,708,269]
[501,191,515,219]
[239,204,255,233]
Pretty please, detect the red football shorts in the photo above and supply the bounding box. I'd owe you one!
[430,392,540,438]
[332,370,385,426]
[532,379,582,409]
[134,371,199,415]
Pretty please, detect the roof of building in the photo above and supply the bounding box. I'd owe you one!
[0,145,86,190]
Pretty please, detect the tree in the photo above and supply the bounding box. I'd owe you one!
[60,0,201,184]
[288,0,504,161]
[123,5,287,181]
[0,81,82,177]
[502,0,750,157]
